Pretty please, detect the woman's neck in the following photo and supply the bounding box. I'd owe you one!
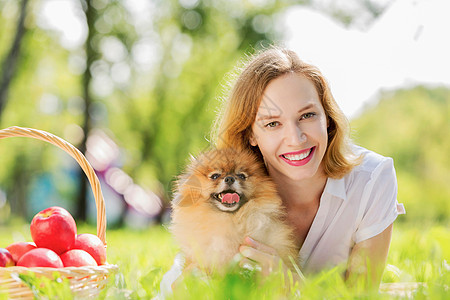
[269,166,328,208]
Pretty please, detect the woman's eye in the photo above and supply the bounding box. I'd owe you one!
[265,121,279,128]
[300,112,316,120]
[236,173,247,180]
[210,173,221,180]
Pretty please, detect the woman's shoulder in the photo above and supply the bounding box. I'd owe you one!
[350,145,394,175]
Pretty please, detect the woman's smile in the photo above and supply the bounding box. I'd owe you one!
[280,147,315,166]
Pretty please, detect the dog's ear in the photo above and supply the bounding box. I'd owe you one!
[173,174,204,207]
[188,153,196,162]
[172,192,193,207]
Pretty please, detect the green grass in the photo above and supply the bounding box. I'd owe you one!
[1,222,448,299]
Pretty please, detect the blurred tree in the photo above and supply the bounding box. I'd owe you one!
[352,86,450,223]
[0,0,85,219]
[76,0,98,221]
[109,0,300,202]
[0,0,31,219]
[0,0,29,122]
[0,0,304,220]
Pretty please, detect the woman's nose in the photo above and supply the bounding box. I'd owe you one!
[284,123,306,146]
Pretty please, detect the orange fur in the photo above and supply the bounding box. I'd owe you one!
[170,148,299,273]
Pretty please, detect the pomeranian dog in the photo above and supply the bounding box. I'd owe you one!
[170,148,298,274]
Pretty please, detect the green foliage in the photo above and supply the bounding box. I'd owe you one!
[0,0,299,217]
[0,223,448,299]
[0,2,448,298]
[18,272,73,299]
[107,0,300,194]
[351,86,450,224]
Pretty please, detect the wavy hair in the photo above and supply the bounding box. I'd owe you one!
[213,47,361,179]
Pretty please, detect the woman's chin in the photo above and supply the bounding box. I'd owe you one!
[268,160,325,183]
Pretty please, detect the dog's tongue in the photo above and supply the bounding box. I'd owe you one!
[222,193,240,204]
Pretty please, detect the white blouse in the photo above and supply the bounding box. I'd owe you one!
[299,145,405,273]
[159,146,405,295]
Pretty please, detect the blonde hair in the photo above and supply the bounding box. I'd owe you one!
[213,47,361,179]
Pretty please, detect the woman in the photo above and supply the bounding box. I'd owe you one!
[160,47,404,295]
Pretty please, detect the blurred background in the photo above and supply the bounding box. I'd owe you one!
[0,0,448,229]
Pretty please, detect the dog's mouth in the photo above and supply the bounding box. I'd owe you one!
[211,190,242,211]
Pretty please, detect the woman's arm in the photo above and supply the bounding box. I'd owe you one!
[345,223,393,290]
[240,223,393,291]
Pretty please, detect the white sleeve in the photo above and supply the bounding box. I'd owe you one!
[158,253,185,299]
[354,158,399,244]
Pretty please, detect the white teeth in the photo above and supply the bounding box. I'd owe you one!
[283,149,312,161]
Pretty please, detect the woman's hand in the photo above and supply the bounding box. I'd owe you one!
[238,236,286,276]
[238,236,304,286]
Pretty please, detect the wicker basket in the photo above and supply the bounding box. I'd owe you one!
[0,126,118,299]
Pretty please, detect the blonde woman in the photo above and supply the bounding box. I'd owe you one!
[160,47,404,294]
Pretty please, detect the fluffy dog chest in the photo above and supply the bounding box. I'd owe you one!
[172,207,243,267]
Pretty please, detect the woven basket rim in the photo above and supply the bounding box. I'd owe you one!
[0,264,119,272]
[0,126,107,243]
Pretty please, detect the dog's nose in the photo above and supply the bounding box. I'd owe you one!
[224,176,235,185]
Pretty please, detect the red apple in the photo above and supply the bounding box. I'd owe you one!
[30,206,77,255]
[0,248,15,267]
[60,249,97,267]
[6,242,37,263]
[73,233,107,265]
[17,248,63,268]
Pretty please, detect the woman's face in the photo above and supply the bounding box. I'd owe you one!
[250,73,329,183]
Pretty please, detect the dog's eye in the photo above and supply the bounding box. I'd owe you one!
[210,173,221,180]
[236,173,247,180]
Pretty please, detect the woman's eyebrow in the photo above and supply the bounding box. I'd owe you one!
[256,103,318,121]
[298,103,315,113]
[256,113,280,121]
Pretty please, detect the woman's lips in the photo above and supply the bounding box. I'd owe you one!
[280,147,315,166]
